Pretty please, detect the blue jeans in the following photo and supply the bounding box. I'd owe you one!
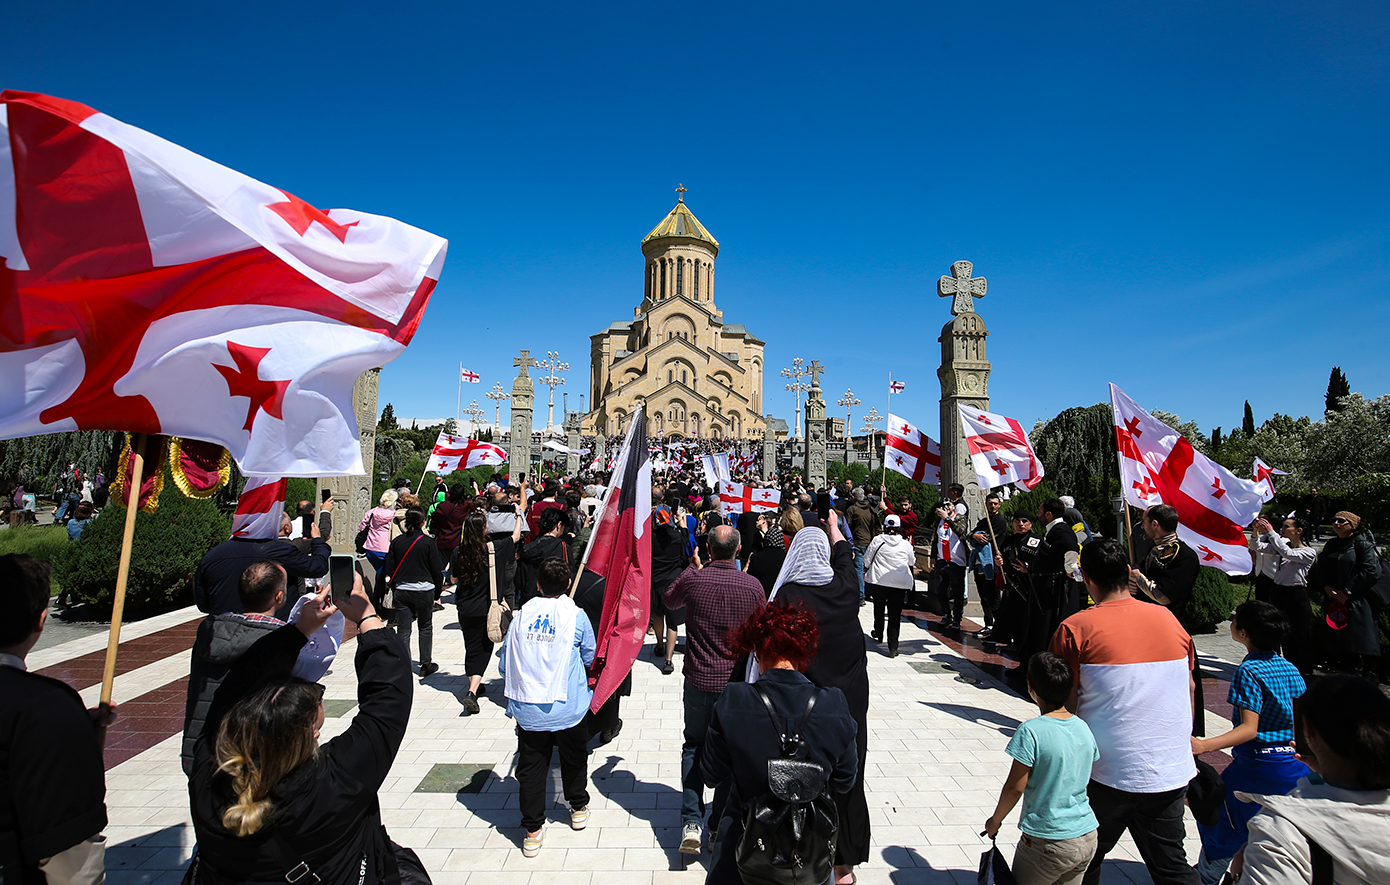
[853,546,865,599]
[681,682,722,826]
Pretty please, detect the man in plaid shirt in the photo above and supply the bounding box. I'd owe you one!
[664,523,766,855]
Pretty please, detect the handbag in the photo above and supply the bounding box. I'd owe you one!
[486,541,513,643]
[379,535,422,612]
[355,525,370,554]
[977,839,1017,885]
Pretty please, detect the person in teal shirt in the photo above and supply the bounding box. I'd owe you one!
[986,652,1100,885]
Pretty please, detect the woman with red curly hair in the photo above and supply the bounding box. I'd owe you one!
[702,601,860,885]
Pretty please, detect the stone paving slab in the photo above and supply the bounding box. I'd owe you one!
[93,597,1203,884]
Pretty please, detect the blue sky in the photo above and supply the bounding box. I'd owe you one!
[8,1,1388,439]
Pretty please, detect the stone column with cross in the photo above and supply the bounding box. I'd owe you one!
[594,431,606,475]
[936,260,991,521]
[803,360,829,490]
[317,367,380,552]
[762,417,776,480]
[563,412,581,475]
[509,350,538,479]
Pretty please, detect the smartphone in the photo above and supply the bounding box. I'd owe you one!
[302,514,314,537]
[329,554,356,606]
[321,488,333,503]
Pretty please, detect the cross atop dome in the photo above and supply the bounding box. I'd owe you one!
[675,182,686,202]
[643,189,719,253]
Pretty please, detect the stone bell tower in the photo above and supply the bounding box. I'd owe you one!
[937,260,991,519]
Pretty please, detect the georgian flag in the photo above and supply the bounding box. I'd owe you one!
[231,476,288,539]
[718,482,781,517]
[1253,457,1289,503]
[0,92,447,477]
[583,406,652,712]
[885,413,942,484]
[460,367,480,383]
[1110,384,1264,575]
[889,380,905,394]
[958,405,1045,491]
[428,432,507,474]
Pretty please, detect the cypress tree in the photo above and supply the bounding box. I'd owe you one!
[1242,401,1255,437]
[1325,367,1350,414]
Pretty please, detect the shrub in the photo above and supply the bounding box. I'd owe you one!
[1185,566,1235,630]
[56,466,231,611]
[0,524,72,595]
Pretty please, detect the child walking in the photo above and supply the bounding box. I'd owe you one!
[985,652,1100,885]
[1189,600,1309,885]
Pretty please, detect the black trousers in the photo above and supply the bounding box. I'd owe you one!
[869,583,906,646]
[517,722,591,832]
[1267,584,1312,673]
[393,589,434,666]
[973,572,1001,627]
[934,563,966,623]
[1082,781,1198,885]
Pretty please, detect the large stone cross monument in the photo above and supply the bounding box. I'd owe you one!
[804,360,828,490]
[509,350,538,478]
[317,368,380,551]
[762,418,776,480]
[937,260,991,520]
[563,412,581,474]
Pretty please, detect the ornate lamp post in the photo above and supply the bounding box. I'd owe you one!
[780,357,809,439]
[485,382,510,431]
[861,407,884,467]
[461,399,486,439]
[837,387,861,465]
[536,351,569,433]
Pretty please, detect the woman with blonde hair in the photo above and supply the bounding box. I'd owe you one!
[188,578,428,882]
[358,489,398,572]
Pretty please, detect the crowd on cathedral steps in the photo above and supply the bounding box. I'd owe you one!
[3,454,1389,885]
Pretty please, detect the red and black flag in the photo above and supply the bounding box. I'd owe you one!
[582,406,652,711]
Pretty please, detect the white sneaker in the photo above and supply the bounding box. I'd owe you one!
[522,828,543,857]
[570,806,589,830]
[680,821,702,854]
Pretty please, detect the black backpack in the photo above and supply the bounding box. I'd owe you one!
[735,683,839,885]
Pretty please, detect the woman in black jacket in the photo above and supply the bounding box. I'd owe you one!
[189,581,426,883]
[382,508,445,678]
[452,509,520,714]
[1310,510,1382,679]
[702,601,859,885]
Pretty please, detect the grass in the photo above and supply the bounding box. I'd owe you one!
[0,523,70,594]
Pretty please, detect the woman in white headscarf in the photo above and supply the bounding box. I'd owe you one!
[769,511,869,885]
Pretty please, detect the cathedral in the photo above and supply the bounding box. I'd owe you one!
[583,192,766,439]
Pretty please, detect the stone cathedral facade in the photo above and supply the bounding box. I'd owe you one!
[582,195,766,439]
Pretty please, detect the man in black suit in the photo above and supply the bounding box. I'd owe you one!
[1020,497,1081,664]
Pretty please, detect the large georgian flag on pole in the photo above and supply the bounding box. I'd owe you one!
[230,476,288,539]
[0,92,447,476]
[718,482,781,517]
[885,413,942,484]
[1253,457,1289,503]
[958,405,1045,490]
[428,432,507,474]
[580,406,652,712]
[1110,384,1264,575]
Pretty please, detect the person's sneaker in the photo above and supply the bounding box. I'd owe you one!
[522,828,543,857]
[570,806,589,830]
[662,659,675,675]
[679,821,702,854]
[462,691,480,715]
[976,627,994,641]
[419,662,440,678]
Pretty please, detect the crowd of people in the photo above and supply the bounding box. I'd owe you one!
[1,449,1388,885]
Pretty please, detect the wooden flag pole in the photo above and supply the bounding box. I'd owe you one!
[883,373,892,490]
[1124,500,1136,563]
[98,432,147,748]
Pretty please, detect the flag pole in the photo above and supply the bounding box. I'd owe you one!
[882,372,892,490]
[98,432,148,748]
[456,362,462,426]
[1124,500,1136,563]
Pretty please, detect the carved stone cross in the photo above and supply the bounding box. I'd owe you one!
[513,349,539,378]
[938,260,987,316]
[807,360,824,388]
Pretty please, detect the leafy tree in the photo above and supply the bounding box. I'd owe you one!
[443,417,459,435]
[1325,367,1351,415]
[1186,566,1235,630]
[1243,401,1256,437]
[1249,413,1315,487]
[1152,409,1212,456]
[1029,403,1117,530]
[378,403,398,430]
[1303,393,1390,493]
[0,430,123,496]
[1211,427,1223,451]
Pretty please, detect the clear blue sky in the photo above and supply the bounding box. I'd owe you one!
[8,1,1388,439]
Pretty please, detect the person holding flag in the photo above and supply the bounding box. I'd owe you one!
[933,484,971,631]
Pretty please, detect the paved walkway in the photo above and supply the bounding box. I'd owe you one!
[46,583,1238,885]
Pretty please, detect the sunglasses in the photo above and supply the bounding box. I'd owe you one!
[1333,517,1351,525]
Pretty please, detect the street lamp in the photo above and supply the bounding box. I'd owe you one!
[536,351,569,433]
[461,400,486,439]
[485,382,510,431]
[861,407,884,467]
[781,358,810,439]
[837,387,861,465]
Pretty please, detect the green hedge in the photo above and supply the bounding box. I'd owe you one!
[56,466,230,611]
[0,524,72,595]
[1185,566,1236,630]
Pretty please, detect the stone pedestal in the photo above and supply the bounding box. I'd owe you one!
[317,368,380,552]
[595,432,607,474]
[509,350,538,480]
[804,370,828,490]
[936,261,991,520]
[762,419,776,480]
[564,413,581,475]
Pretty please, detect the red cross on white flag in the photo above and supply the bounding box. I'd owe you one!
[718,482,782,517]
[0,92,447,477]
[885,413,942,485]
[1252,456,1288,503]
[460,368,480,383]
[428,431,507,475]
[889,380,905,394]
[1110,383,1264,575]
[957,405,1045,491]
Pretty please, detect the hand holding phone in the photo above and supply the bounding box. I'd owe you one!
[329,554,356,606]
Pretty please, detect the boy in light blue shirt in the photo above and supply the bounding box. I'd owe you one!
[986,652,1100,885]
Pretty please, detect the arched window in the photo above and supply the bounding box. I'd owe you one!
[693,260,700,299]
[660,260,667,298]
[668,370,673,384]
[682,370,688,384]
[676,258,684,299]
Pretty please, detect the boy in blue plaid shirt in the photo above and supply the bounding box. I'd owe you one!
[1189,601,1309,885]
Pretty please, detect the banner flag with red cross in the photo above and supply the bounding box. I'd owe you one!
[958,404,1045,491]
[460,367,480,383]
[428,431,507,475]
[1253,456,1289,503]
[885,413,942,485]
[1110,383,1264,575]
[0,92,447,477]
[717,481,781,517]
